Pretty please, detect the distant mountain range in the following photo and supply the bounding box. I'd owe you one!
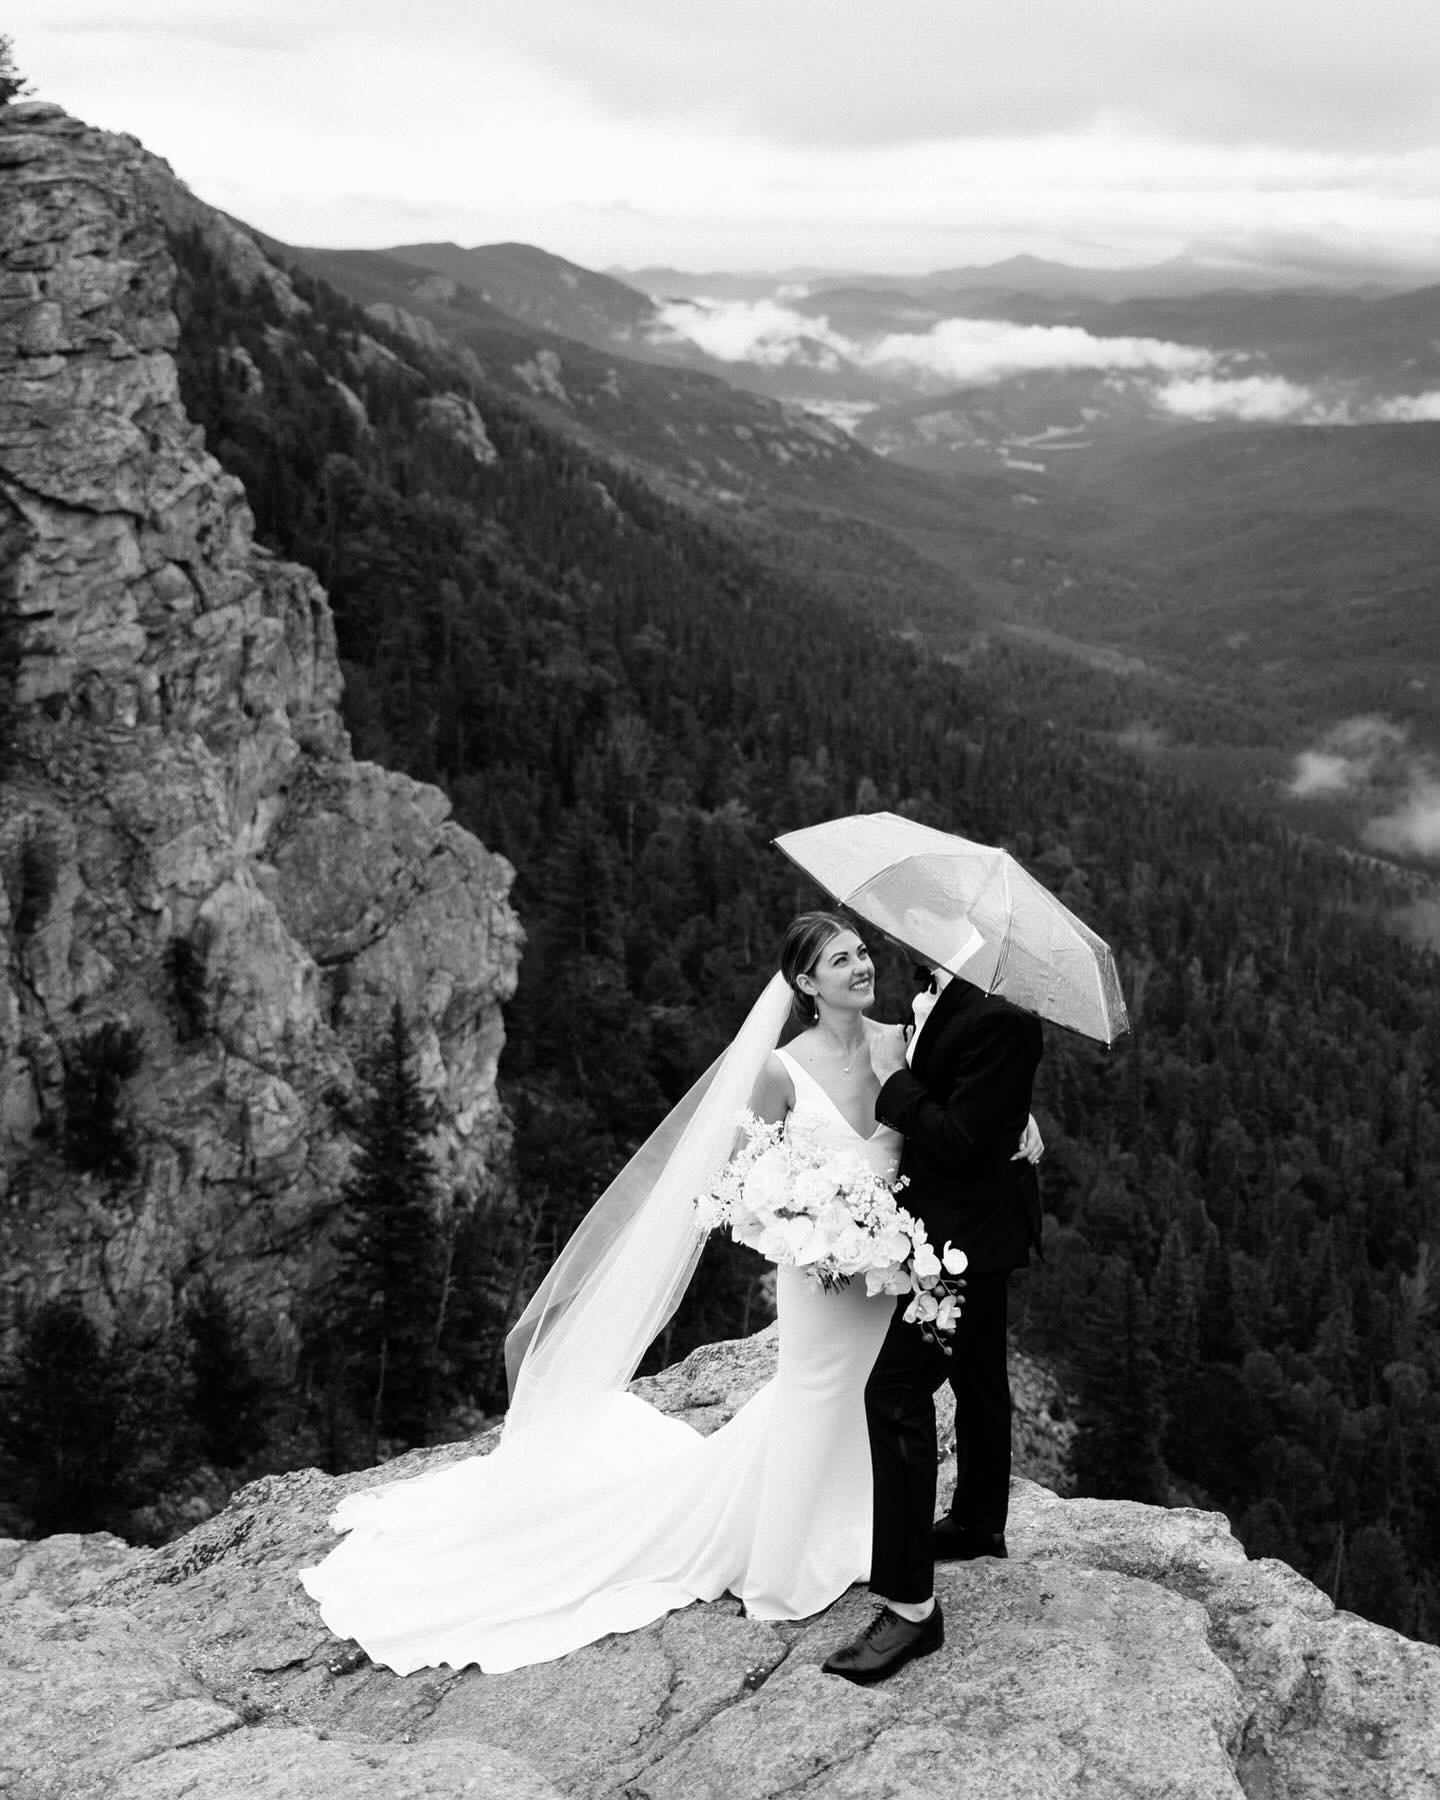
[615,251,1438,304]
[306,239,1440,466]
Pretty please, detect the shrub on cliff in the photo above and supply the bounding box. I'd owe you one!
[60,1020,143,1181]
[11,825,59,935]
[164,934,209,1042]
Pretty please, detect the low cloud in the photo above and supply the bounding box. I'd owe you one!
[654,297,851,367]
[1291,750,1368,796]
[1365,778,1440,861]
[658,298,1440,424]
[1290,717,1440,863]
[656,296,1214,387]
[1117,721,1169,753]
[1157,376,1440,425]
[1156,375,1345,423]
[1376,391,1440,422]
[1394,898,1440,952]
[1288,715,1410,797]
[867,319,1212,387]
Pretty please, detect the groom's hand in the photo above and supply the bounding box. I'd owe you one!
[869,1022,909,1080]
[1012,1114,1044,1163]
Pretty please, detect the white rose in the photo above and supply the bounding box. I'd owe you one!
[832,1227,871,1271]
[815,1199,852,1236]
[793,1168,838,1211]
[757,1223,796,1264]
[743,1149,790,1213]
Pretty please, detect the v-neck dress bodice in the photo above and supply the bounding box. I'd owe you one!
[774,1048,903,1177]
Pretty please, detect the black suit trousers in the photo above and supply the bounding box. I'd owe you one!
[864,1270,1012,1604]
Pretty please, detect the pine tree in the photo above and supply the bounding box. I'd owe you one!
[1071,1259,1166,1503]
[183,1283,270,1466]
[332,1005,444,1452]
[0,34,32,105]
[0,1299,124,1533]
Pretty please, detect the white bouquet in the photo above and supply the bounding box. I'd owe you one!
[696,1112,968,1342]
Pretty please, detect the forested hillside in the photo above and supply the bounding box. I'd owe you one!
[154,223,1440,1641]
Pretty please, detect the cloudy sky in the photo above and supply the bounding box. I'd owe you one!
[11,1,1440,276]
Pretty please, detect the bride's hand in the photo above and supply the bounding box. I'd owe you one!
[1013,1114,1044,1163]
[868,1021,909,1080]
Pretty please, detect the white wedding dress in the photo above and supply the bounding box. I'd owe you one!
[299,1049,901,1675]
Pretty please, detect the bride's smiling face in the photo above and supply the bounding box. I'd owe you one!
[801,929,874,1016]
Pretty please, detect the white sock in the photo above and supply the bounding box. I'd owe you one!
[879,1596,934,1623]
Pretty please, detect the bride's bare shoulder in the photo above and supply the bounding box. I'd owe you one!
[750,1048,797,1123]
[777,1027,822,1068]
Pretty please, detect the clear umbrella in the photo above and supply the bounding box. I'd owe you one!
[774,811,1129,1044]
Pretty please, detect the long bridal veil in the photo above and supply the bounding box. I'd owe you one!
[298,968,885,1675]
[503,970,792,1439]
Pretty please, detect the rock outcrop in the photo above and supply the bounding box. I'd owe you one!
[0,103,521,1350]
[3,1326,1436,1799]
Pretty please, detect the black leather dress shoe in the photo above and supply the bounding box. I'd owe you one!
[821,1603,944,1685]
[933,1521,1007,1561]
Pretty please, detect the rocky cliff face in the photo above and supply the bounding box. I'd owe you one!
[3,1326,1436,1800]
[0,103,521,1350]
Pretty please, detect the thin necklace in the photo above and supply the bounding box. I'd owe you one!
[820,1028,865,1073]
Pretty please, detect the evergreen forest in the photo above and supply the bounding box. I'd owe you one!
[5,221,1438,1647]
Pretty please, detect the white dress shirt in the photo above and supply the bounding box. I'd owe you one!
[905,968,953,1066]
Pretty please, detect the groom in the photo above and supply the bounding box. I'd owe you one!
[822,959,1043,1684]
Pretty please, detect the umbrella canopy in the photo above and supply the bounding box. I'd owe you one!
[774,811,1129,1044]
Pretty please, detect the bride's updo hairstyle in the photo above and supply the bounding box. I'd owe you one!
[780,910,856,1026]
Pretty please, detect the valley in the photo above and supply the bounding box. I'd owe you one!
[276,235,1440,870]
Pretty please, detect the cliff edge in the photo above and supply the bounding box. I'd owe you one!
[3,1326,1437,1799]
[0,102,521,1350]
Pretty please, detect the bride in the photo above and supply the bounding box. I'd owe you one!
[300,912,1020,1675]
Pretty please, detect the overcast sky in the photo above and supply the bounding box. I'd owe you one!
[11,1,1440,276]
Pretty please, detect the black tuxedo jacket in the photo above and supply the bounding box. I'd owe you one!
[874,978,1043,1274]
